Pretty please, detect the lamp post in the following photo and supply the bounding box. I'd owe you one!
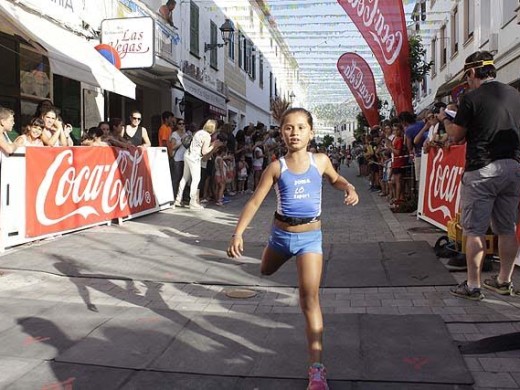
[204,19,235,52]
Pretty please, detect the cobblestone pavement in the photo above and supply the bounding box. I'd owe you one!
[2,163,520,389]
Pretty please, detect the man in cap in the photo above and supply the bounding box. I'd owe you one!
[439,51,520,300]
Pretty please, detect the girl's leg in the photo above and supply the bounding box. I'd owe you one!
[260,246,291,276]
[296,252,324,364]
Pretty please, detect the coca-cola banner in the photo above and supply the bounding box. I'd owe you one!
[419,145,466,229]
[26,147,156,237]
[337,0,413,113]
[337,52,380,127]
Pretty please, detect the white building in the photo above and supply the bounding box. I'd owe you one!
[413,0,520,113]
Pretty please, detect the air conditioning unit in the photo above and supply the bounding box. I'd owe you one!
[489,33,498,54]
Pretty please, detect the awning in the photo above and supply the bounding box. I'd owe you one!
[0,0,136,99]
[435,71,464,99]
[178,72,227,111]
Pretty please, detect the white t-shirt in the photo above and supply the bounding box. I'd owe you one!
[186,130,211,162]
[253,146,264,168]
[170,131,186,162]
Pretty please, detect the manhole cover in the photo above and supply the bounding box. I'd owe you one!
[225,288,257,299]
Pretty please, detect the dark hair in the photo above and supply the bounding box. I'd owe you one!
[217,131,229,143]
[397,111,416,125]
[280,107,313,129]
[88,126,104,138]
[109,118,123,135]
[98,121,110,128]
[432,101,447,114]
[33,99,53,118]
[129,109,141,117]
[162,111,174,121]
[25,117,45,134]
[41,107,58,119]
[465,51,496,79]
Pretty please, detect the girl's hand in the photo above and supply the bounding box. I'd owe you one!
[344,188,359,206]
[227,235,243,258]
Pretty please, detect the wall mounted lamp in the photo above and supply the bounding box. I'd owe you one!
[175,97,186,114]
[204,19,235,52]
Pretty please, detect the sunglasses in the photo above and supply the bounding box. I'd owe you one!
[132,117,142,121]
[177,122,185,125]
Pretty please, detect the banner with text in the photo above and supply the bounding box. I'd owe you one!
[337,52,380,127]
[419,145,466,229]
[26,147,156,237]
[337,0,413,113]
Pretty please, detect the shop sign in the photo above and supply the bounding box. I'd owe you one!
[180,74,226,111]
[25,147,157,237]
[19,0,85,28]
[101,17,155,69]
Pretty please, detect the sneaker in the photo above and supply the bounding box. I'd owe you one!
[450,281,484,301]
[174,200,183,207]
[189,203,204,211]
[483,275,514,296]
[307,363,329,390]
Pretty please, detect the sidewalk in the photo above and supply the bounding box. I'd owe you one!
[0,164,519,389]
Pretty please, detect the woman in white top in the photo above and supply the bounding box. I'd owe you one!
[174,118,222,210]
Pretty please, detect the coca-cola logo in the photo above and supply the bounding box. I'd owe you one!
[427,149,464,219]
[340,0,404,65]
[341,59,376,109]
[36,149,152,226]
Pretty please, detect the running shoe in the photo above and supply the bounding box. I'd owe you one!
[307,363,329,390]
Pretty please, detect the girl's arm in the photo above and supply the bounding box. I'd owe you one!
[316,153,359,206]
[228,161,279,258]
[42,128,62,146]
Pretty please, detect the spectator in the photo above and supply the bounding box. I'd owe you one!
[169,119,188,201]
[440,50,520,300]
[15,117,45,146]
[174,118,222,210]
[158,111,175,153]
[32,99,53,119]
[123,110,151,147]
[106,118,131,149]
[0,107,18,156]
[399,111,425,185]
[41,108,67,147]
[158,0,177,28]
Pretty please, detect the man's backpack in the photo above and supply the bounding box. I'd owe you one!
[181,133,193,149]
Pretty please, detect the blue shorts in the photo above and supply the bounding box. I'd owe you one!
[268,226,323,257]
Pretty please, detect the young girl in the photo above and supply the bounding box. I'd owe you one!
[213,146,227,206]
[227,108,359,390]
[237,154,248,193]
[15,118,45,146]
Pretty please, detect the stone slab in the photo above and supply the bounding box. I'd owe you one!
[324,241,456,287]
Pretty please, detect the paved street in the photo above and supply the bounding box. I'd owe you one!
[1,165,520,389]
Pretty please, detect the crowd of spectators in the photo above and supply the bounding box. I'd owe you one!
[351,103,459,212]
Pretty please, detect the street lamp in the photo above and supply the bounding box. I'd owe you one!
[204,19,235,52]
[289,91,296,102]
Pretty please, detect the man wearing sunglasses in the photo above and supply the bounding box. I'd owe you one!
[439,51,520,300]
[123,109,151,147]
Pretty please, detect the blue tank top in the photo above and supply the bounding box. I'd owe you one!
[274,153,322,218]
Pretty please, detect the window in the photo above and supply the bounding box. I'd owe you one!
[228,28,235,61]
[189,1,199,56]
[440,25,447,67]
[502,0,516,26]
[431,38,437,77]
[209,21,217,69]
[463,0,474,42]
[238,31,243,69]
[451,6,458,55]
[248,43,256,80]
[259,54,264,88]
[241,36,248,72]
[20,44,51,100]
[269,72,273,99]
[480,0,490,45]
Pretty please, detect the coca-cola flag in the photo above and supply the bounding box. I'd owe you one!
[420,145,466,229]
[26,147,156,237]
[337,52,380,127]
[337,0,413,113]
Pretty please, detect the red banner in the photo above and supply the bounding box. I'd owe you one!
[26,147,156,237]
[337,0,413,113]
[337,52,380,127]
[421,145,466,229]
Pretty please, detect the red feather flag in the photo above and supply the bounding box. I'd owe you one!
[337,52,380,127]
[337,0,413,113]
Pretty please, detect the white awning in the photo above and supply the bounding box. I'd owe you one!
[178,72,227,111]
[0,0,136,99]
